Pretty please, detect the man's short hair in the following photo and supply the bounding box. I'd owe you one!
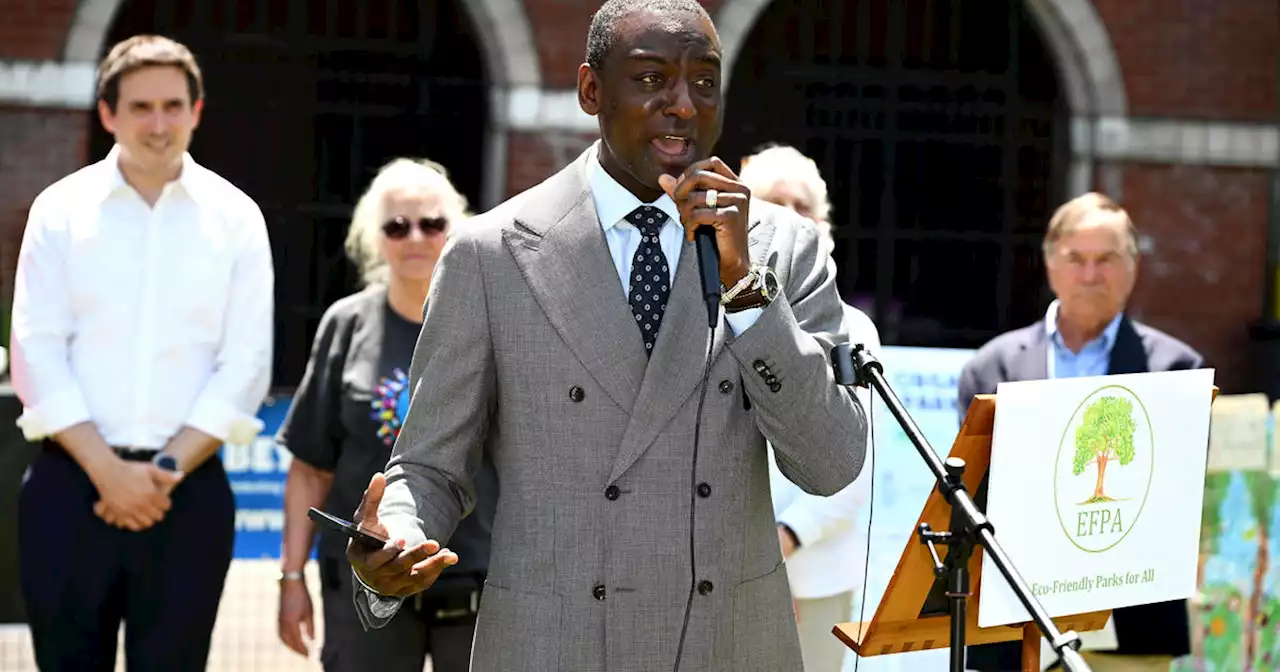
[1042,192,1139,259]
[97,35,204,112]
[585,0,712,70]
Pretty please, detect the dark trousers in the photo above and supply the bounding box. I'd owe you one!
[18,445,235,671]
[319,556,477,672]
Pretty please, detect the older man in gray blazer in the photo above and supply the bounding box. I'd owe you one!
[958,192,1202,672]
[342,1,868,671]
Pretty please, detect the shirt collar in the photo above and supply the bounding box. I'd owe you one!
[99,144,209,205]
[1045,299,1124,350]
[585,145,681,232]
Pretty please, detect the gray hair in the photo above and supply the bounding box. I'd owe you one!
[1042,191,1138,261]
[739,144,833,226]
[344,158,470,286]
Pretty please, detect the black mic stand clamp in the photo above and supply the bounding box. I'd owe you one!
[830,343,1092,672]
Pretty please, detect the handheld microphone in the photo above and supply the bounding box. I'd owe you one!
[694,225,720,328]
[673,224,720,672]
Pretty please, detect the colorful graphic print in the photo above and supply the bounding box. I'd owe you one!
[371,368,411,445]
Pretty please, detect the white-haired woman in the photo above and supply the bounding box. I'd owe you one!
[274,158,497,672]
[740,144,834,248]
[741,144,880,672]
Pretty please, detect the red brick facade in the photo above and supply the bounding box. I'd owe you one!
[525,0,724,88]
[506,131,600,197]
[0,108,89,336]
[0,0,78,61]
[1120,163,1272,386]
[0,0,1276,391]
[1093,0,1278,121]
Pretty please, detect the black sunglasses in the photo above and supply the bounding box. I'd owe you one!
[381,216,448,239]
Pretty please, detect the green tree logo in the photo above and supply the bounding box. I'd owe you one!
[1054,384,1154,553]
[1072,396,1137,504]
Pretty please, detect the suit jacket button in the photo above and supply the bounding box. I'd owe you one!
[752,359,768,374]
[697,580,714,596]
[593,584,607,600]
[605,485,620,500]
[570,386,585,402]
[769,382,782,393]
[718,379,734,394]
[697,482,711,498]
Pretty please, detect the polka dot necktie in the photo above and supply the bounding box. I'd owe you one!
[627,206,671,356]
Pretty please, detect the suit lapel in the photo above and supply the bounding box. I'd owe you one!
[505,149,765,481]
[609,241,728,483]
[502,157,647,413]
[1106,317,1149,375]
[1013,321,1050,381]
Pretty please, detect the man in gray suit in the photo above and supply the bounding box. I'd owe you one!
[957,192,1203,672]
[343,1,868,670]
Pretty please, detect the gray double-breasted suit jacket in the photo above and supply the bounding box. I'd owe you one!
[360,145,868,671]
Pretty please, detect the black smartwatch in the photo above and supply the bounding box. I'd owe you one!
[151,453,179,472]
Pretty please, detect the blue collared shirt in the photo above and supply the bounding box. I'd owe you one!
[1045,300,1123,379]
[585,148,761,336]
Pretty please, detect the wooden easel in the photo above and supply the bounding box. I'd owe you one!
[833,385,1220,670]
[831,394,1111,672]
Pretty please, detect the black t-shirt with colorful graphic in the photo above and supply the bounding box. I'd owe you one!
[277,285,496,586]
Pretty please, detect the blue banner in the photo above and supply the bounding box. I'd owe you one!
[219,393,303,559]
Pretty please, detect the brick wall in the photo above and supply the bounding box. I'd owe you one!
[506,130,601,197]
[0,0,1276,394]
[1119,162,1271,391]
[1092,0,1279,121]
[0,107,90,335]
[0,0,78,61]
[1084,0,1279,392]
[524,0,725,88]
[510,0,1279,393]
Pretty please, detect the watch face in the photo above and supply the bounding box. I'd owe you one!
[762,268,780,298]
[153,454,178,472]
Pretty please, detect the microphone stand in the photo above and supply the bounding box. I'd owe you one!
[831,343,1092,672]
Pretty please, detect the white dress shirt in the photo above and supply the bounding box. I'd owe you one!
[585,149,761,335]
[10,145,274,449]
[769,304,879,599]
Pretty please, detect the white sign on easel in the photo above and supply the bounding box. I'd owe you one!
[977,369,1215,628]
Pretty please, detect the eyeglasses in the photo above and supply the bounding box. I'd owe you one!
[381,216,447,239]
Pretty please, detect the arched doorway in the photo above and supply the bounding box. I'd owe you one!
[720,0,1068,349]
[90,0,491,386]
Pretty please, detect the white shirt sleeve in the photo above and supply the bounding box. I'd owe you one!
[10,198,92,440]
[724,307,763,336]
[183,204,274,445]
[776,307,879,546]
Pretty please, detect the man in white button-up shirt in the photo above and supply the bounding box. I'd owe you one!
[9,35,273,671]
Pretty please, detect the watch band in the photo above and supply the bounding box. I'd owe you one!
[725,286,767,312]
[723,265,778,312]
[280,570,304,582]
[720,267,760,305]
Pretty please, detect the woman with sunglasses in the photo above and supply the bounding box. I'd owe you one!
[274,158,498,672]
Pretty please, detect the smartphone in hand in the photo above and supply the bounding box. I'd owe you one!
[307,507,389,552]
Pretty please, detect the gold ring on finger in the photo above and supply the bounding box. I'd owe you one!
[705,189,718,208]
